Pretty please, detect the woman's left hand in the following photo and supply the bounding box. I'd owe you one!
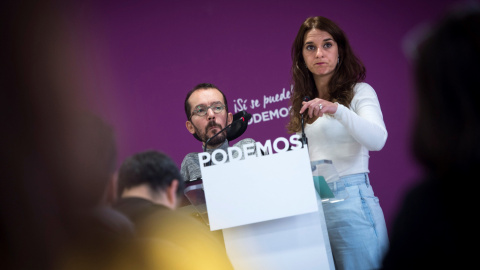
[300,98,338,118]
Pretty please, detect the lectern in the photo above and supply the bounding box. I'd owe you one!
[185,145,335,269]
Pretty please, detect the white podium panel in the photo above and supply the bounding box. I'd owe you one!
[223,192,335,270]
[199,141,335,269]
[201,146,318,231]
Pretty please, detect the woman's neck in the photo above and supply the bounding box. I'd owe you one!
[314,75,330,99]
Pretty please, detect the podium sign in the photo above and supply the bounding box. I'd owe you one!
[199,140,335,270]
[201,146,318,231]
[222,192,334,270]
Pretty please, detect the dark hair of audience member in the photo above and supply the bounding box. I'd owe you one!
[117,151,186,198]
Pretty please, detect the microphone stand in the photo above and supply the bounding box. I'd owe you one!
[203,114,251,166]
[301,96,310,148]
[301,114,308,148]
[203,123,231,152]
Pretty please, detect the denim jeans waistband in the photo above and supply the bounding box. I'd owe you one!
[327,173,370,193]
[340,173,370,187]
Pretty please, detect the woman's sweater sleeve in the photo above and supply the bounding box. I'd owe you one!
[333,83,388,151]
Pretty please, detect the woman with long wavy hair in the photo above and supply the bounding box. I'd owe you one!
[287,16,389,269]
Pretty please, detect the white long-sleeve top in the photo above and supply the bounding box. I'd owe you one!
[303,82,387,177]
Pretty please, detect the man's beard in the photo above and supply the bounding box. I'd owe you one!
[194,120,227,147]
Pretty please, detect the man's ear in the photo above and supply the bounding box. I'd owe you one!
[166,179,179,209]
[186,120,195,135]
[227,112,233,125]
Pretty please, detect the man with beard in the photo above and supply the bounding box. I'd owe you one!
[181,83,255,182]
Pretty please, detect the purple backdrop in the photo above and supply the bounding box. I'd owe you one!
[69,0,460,232]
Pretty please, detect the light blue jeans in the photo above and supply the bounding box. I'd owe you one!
[323,173,389,270]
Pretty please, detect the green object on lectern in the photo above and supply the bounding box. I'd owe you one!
[313,176,335,199]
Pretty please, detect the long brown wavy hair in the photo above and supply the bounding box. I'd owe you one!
[286,16,366,133]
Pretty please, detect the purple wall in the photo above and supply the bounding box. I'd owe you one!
[71,0,460,232]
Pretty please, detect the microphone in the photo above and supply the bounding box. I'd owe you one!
[301,96,310,147]
[203,111,252,152]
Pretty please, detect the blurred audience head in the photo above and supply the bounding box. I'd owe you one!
[118,150,185,209]
[410,3,480,178]
[77,112,120,206]
[0,1,137,269]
